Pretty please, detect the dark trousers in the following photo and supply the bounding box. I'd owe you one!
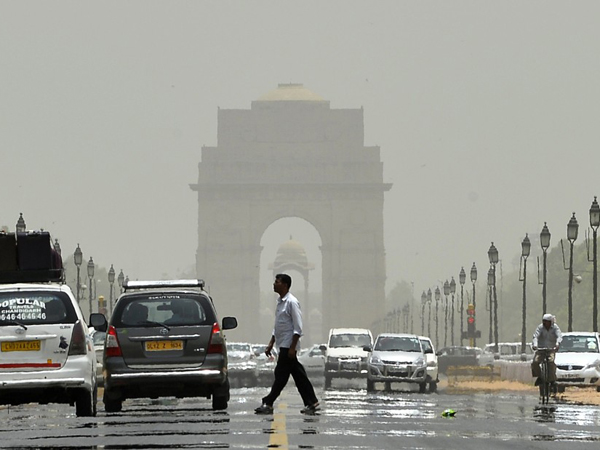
[262,348,318,407]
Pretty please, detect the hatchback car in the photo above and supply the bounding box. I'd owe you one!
[298,343,327,381]
[555,332,600,392]
[365,333,427,392]
[102,280,237,412]
[91,329,106,385]
[418,336,438,392]
[0,282,99,416]
[226,342,259,388]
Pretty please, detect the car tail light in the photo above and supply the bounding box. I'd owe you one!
[68,320,88,356]
[105,325,122,357]
[207,322,224,354]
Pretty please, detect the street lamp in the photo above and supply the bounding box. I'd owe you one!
[421,291,427,335]
[566,213,579,332]
[427,288,432,339]
[487,266,494,348]
[591,197,600,332]
[87,257,95,315]
[459,268,466,346]
[117,269,125,294]
[488,242,499,353]
[539,223,551,315]
[108,264,115,315]
[73,244,83,304]
[443,280,450,347]
[434,287,441,350]
[450,277,456,346]
[519,234,531,355]
[470,262,477,346]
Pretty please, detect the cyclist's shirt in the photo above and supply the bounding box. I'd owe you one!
[532,323,563,349]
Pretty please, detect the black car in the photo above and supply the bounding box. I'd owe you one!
[436,346,480,374]
[101,280,237,412]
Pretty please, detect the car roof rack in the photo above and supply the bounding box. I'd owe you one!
[0,269,64,284]
[123,279,205,292]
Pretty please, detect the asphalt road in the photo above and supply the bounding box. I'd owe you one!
[1,379,599,449]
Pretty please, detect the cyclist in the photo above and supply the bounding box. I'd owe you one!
[531,313,563,387]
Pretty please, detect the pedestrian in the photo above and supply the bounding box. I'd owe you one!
[254,273,320,415]
[531,313,563,386]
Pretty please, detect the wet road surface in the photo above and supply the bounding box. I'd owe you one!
[1,381,599,449]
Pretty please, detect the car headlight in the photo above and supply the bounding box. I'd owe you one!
[415,357,425,367]
[584,360,600,370]
[370,356,382,364]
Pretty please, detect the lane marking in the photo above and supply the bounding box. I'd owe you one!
[269,403,288,448]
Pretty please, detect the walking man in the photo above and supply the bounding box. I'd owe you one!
[254,273,320,415]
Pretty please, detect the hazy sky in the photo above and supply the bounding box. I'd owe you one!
[2,2,599,298]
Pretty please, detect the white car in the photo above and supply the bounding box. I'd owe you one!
[324,328,373,389]
[555,332,600,392]
[298,343,326,380]
[366,333,428,393]
[418,336,438,392]
[90,329,106,386]
[226,342,259,388]
[0,282,100,416]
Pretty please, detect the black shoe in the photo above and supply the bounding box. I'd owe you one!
[254,404,274,414]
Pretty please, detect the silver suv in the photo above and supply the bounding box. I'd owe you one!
[0,282,99,416]
[102,280,237,412]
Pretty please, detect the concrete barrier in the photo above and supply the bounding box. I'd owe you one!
[497,360,534,384]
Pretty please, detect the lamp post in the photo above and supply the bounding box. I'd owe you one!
[540,223,551,315]
[488,242,499,353]
[450,277,456,346]
[470,262,478,346]
[459,268,466,346]
[427,288,432,339]
[73,244,83,304]
[434,287,441,350]
[591,197,600,332]
[519,234,531,355]
[487,267,494,347]
[87,257,95,315]
[443,280,450,347]
[421,291,427,335]
[108,264,115,315]
[567,213,579,332]
[117,270,125,294]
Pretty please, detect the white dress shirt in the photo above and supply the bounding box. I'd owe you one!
[272,292,303,351]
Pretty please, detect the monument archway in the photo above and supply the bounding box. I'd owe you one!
[190,83,392,342]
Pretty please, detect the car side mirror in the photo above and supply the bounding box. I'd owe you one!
[436,351,442,356]
[363,345,372,352]
[319,345,327,353]
[222,316,238,330]
[89,313,107,332]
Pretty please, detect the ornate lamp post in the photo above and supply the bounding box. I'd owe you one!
[421,291,427,335]
[519,234,531,355]
[488,242,499,353]
[117,269,125,294]
[459,267,466,345]
[427,288,432,339]
[450,277,456,346]
[87,257,95,315]
[566,213,579,332]
[434,287,441,350]
[73,244,83,304]
[591,197,600,332]
[487,267,494,348]
[443,280,450,347]
[108,264,115,315]
[470,262,478,346]
[539,223,551,315]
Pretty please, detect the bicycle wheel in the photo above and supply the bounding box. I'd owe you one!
[540,359,550,404]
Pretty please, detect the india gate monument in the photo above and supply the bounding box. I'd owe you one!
[190,83,391,341]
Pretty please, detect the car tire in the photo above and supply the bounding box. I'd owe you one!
[324,375,332,389]
[103,391,123,413]
[75,386,96,417]
[212,394,228,410]
[428,381,438,393]
[366,379,375,392]
[419,382,427,394]
[597,386,600,393]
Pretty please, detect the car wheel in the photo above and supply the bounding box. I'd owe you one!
[103,390,123,413]
[419,382,427,394]
[366,379,375,392]
[324,375,332,389]
[428,381,438,393]
[75,387,96,417]
[597,386,600,393]
[212,394,228,410]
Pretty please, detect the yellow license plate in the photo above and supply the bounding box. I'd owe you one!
[145,340,183,351]
[1,341,41,352]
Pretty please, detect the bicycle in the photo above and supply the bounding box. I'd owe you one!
[535,348,555,404]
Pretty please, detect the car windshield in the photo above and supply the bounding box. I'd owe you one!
[0,291,77,325]
[419,339,433,353]
[118,296,211,327]
[558,335,599,353]
[329,333,371,348]
[92,331,106,346]
[375,336,422,352]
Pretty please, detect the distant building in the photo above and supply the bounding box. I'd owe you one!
[190,84,391,341]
